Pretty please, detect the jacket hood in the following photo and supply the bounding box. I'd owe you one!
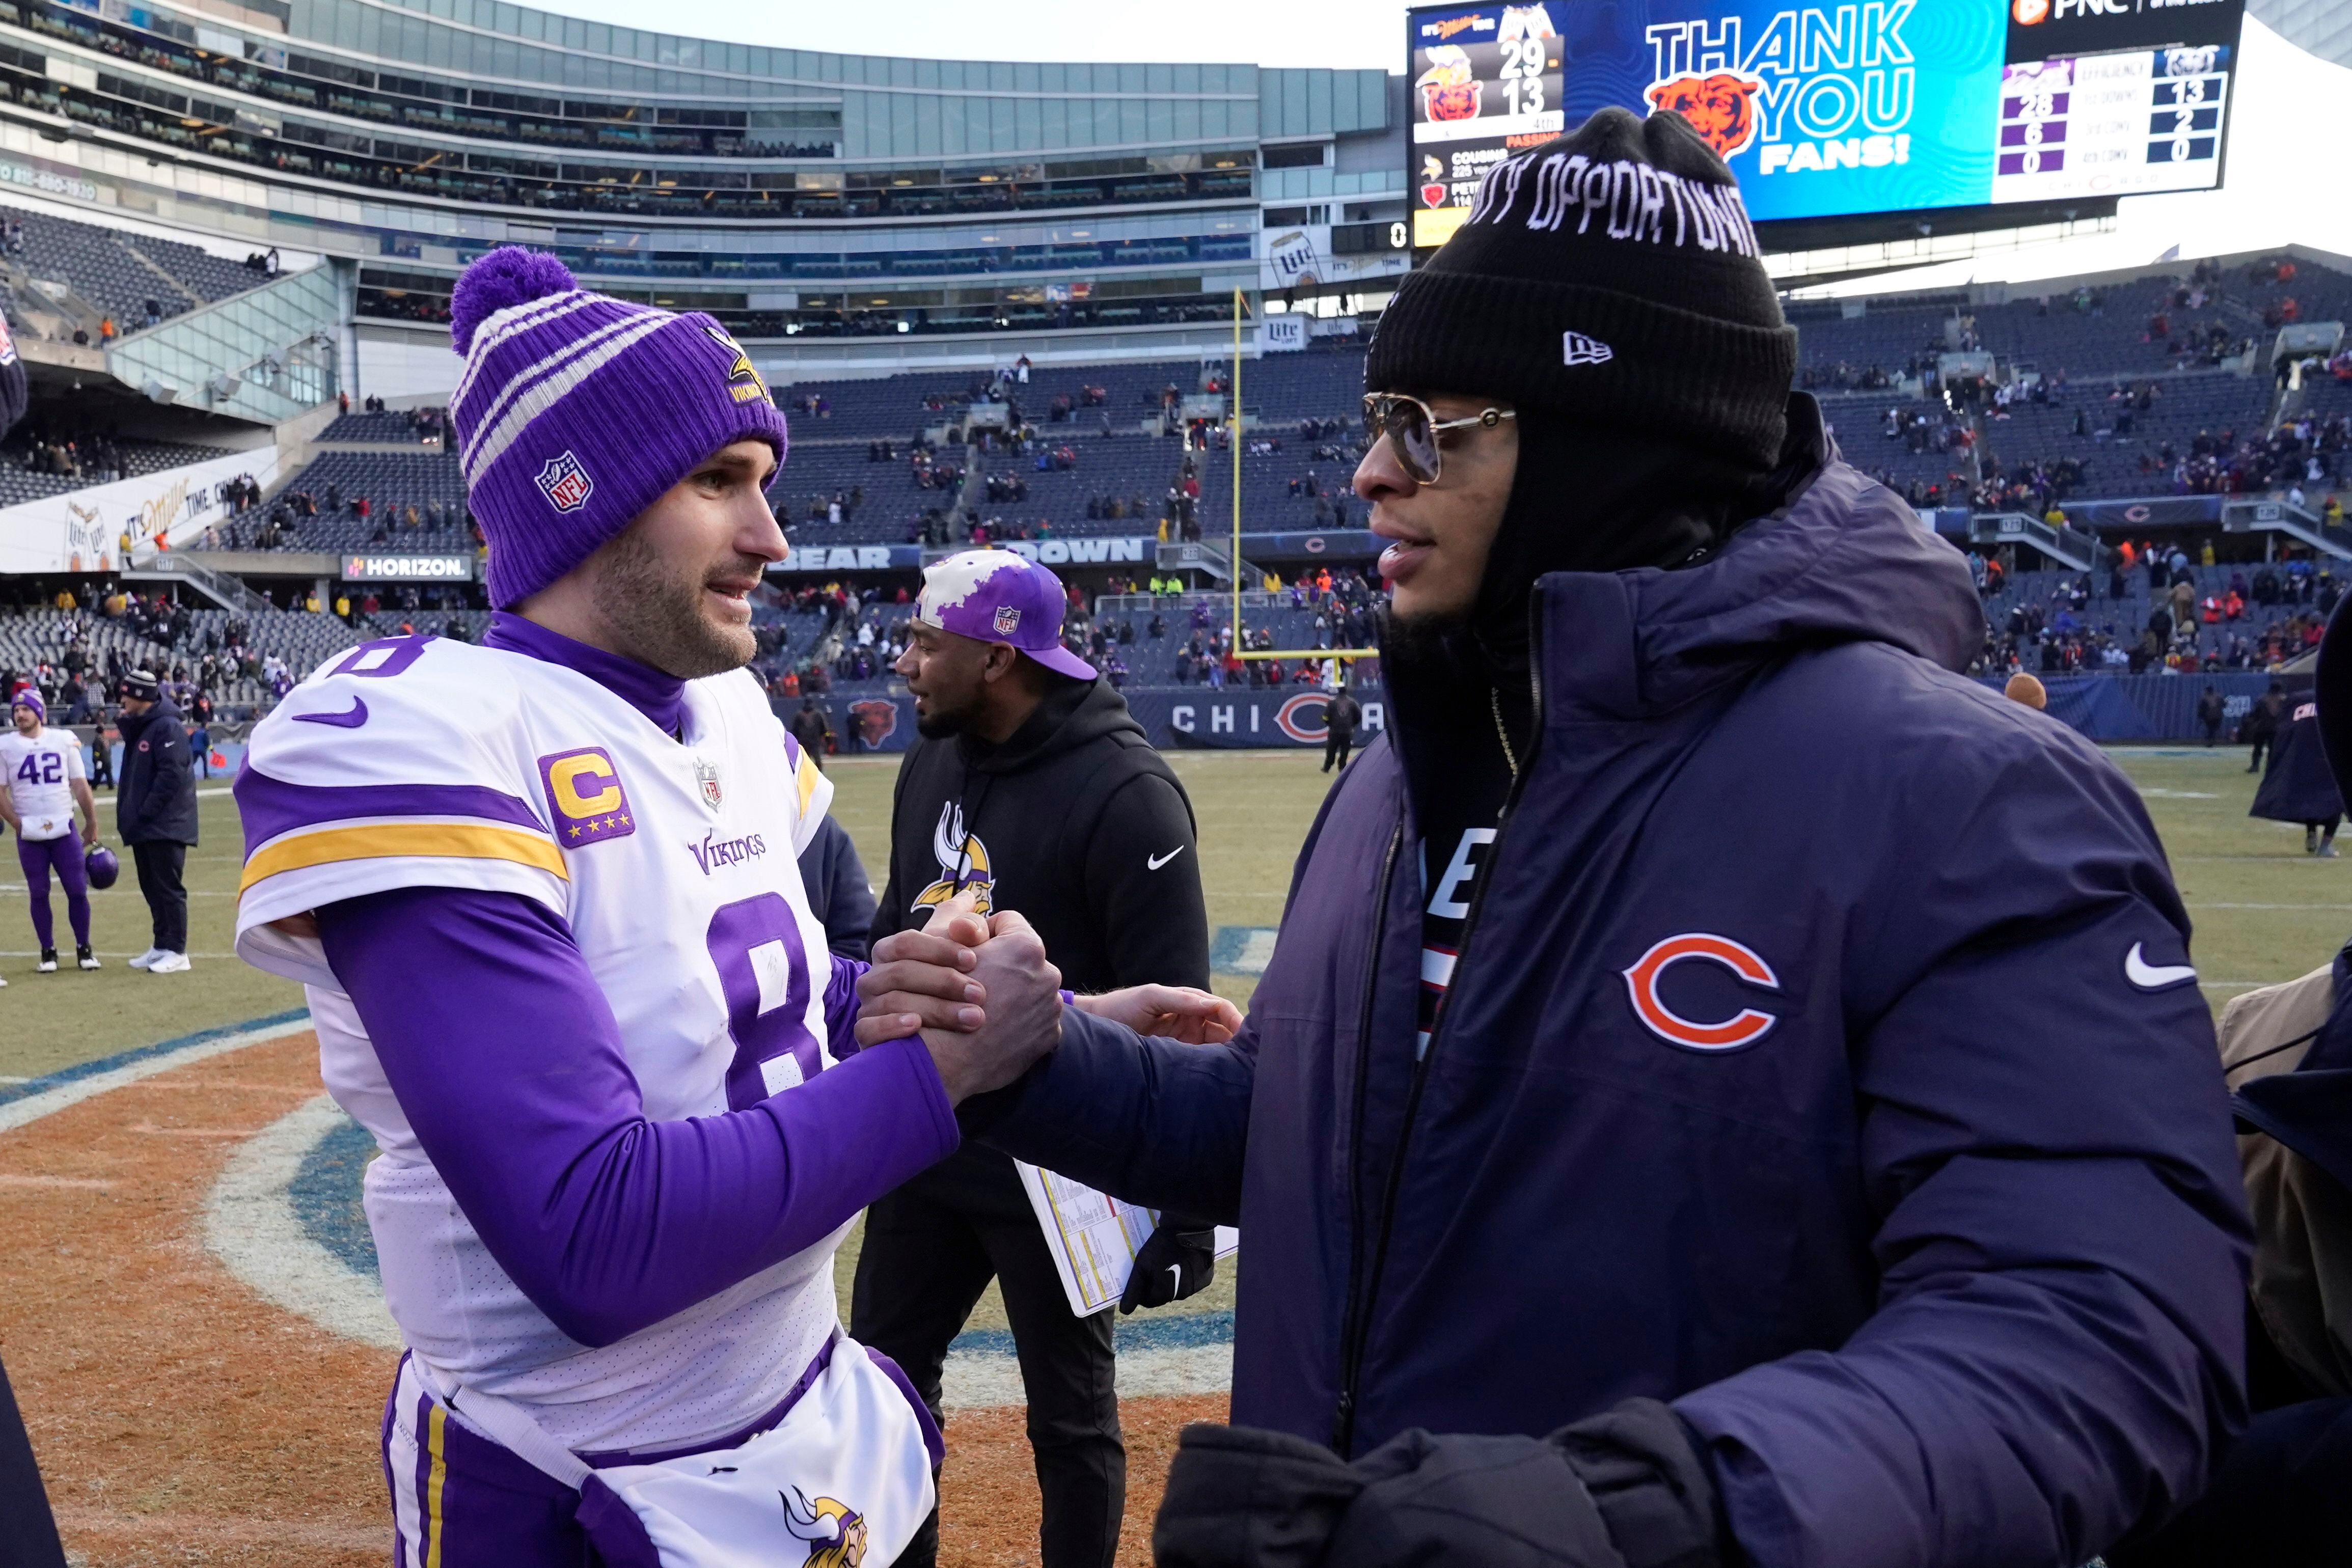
[1534,401,1984,721]
[962,676,1142,774]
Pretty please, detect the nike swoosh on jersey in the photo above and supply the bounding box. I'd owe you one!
[291,698,370,729]
[1147,847,1184,870]
[2123,942,2198,991]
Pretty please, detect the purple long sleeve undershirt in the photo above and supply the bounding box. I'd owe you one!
[317,884,958,1350]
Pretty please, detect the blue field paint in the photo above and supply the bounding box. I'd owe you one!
[949,1309,1235,1358]
[0,1008,312,1112]
[292,1112,380,1275]
[1210,926,1278,977]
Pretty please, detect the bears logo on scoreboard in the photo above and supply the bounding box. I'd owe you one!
[1644,71,1764,160]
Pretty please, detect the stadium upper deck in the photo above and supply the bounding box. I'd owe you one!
[0,0,1406,347]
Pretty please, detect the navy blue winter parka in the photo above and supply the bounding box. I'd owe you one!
[978,419,2251,1568]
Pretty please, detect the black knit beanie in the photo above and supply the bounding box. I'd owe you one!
[1366,106,1796,469]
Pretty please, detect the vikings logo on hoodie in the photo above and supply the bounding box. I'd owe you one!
[911,799,993,915]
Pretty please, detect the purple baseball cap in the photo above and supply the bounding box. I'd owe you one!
[915,549,1098,681]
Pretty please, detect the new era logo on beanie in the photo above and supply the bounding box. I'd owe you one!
[1562,332,1613,367]
[448,247,790,609]
[1366,106,1795,470]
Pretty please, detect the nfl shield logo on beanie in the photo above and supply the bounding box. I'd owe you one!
[535,451,594,513]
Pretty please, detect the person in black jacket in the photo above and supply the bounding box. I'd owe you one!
[796,812,876,959]
[787,695,833,771]
[2247,679,2287,772]
[0,1352,65,1568]
[1322,680,1363,773]
[853,549,1215,1568]
[115,669,199,972]
[2252,681,2344,857]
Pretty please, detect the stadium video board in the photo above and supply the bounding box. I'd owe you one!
[1407,0,2247,252]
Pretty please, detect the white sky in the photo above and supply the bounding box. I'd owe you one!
[533,3,2342,287]
[537,0,1400,68]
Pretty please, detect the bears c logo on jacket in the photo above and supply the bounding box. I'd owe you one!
[1620,932,1782,1052]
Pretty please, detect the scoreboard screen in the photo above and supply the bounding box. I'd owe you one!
[1405,0,2246,252]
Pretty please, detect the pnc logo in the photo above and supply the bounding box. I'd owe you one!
[1621,932,1783,1053]
[2012,0,2049,24]
[1644,71,1763,160]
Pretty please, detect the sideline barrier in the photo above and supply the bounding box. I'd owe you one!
[779,674,2280,754]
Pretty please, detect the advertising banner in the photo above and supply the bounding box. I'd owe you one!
[2064,495,2226,530]
[1239,529,1382,561]
[340,553,474,583]
[1263,315,1308,352]
[1405,0,2245,242]
[777,689,1388,754]
[0,445,282,574]
[792,674,2266,752]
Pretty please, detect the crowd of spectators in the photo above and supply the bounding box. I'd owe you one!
[1967,543,2343,678]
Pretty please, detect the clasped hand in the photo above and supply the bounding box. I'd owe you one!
[854,891,1241,1104]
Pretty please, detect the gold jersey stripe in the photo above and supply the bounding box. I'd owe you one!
[238,820,569,895]
[795,749,822,816]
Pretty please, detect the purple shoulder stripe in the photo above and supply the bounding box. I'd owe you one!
[234,765,547,855]
[781,731,803,769]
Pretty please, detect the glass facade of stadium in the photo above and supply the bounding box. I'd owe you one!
[0,0,1411,392]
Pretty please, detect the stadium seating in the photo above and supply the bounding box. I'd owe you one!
[0,603,365,711]
[319,409,448,444]
[242,451,472,552]
[1973,560,2338,667]
[1978,372,2277,501]
[1,201,266,333]
[0,434,235,507]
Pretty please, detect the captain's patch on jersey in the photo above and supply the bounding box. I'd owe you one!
[539,746,636,844]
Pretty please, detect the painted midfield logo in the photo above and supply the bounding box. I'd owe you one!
[535,451,595,513]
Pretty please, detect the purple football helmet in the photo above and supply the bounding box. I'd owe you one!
[85,843,119,890]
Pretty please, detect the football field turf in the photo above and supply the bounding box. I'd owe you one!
[1,741,2341,1065]
[0,741,2341,1563]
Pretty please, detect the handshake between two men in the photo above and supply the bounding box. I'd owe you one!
[851,889,1243,1105]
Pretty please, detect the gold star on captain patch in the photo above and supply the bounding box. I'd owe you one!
[569,825,582,838]
[603,815,617,829]
[620,814,632,826]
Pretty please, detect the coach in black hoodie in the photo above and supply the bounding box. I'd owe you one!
[854,549,1213,1568]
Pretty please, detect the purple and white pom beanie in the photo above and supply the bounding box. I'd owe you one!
[448,247,790,608]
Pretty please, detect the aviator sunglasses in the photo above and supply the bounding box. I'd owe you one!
[1361,392,1516,486]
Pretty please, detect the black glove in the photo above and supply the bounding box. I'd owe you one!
[1152,1400,1722,1568]
[1120,1217,1218,1313]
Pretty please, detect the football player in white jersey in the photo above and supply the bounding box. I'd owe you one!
[233,250,1230,1565]
[1,689,100,973]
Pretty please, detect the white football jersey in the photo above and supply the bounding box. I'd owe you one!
[234,633,841,1452]
[1,726,86,840]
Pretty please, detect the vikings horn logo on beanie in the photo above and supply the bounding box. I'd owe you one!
[1366,106,1796,469]
[447,247,790,609]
